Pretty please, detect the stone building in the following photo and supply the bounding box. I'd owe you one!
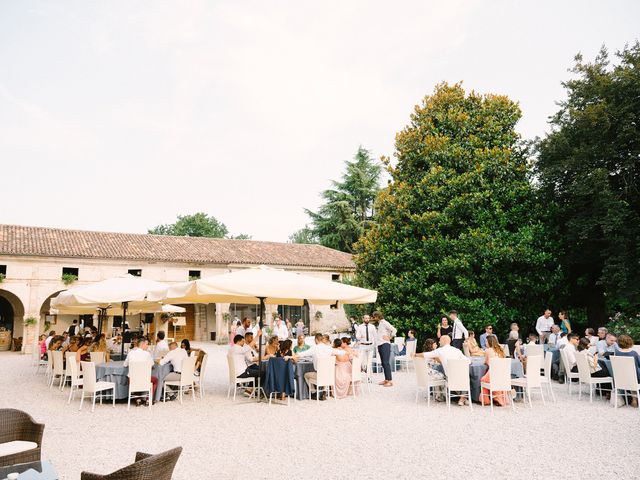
[0,225,356,353]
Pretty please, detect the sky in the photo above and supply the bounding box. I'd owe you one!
[1,1,639,242]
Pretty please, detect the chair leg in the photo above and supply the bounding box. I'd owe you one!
[68,385,74,405]
[490,391,494,414]
[127,392,131,411]
[112,388,115,408]
[589,384,593,403]
[192,384,196,402]
[92,393,97,412]
[79,391,85,411]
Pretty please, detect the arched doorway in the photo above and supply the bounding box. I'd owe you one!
[0,289,26,350]
[39,290,65,334]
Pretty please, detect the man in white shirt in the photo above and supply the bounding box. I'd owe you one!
[123,338,157,404]
[297,333,347,399]
[373,311,397,387]
[548,325,562,346]
[153,331,169,360]
[273,318,289,340]
[415,335,470,405]
[535,309,555,344]
[355,314,376,368]
[107,334,122,354]
[44,331,56,350]
[597,333,617,356]
[229,334,258,378]
[159,341,189,399]
[236,317,250,338]
[564,333,579,371]
[449,310,468,350]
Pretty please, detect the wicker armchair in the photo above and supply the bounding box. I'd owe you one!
[0,409,45,467]
[80,447,182,480]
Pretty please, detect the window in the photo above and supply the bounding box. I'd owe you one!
[128,269,142,277]
[62,267,79,277]
[331,274,341,282]
[188,270,201,280]
[0,265,6,276]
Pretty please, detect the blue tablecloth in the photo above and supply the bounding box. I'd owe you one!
[294,361,315,400]
[95,361,173,402]
[468,357,524,403]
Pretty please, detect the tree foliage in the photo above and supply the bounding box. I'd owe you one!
[536,43,640,323]
[302,146,382,252]
[148,212,251,239]
[288,226,318,244]
[355,83,560,336]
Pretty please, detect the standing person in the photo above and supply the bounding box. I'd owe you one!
[356,314,376,368]
[373,311,397,387]
[437,316,453,339]
[286,318,293,339]
[67,319,79,336]
[535,309,555,344]
[295,319,305,338]
[349,316,357,341]
[558,310,572,334]
[274,317,289,341]
[449,311,468,351]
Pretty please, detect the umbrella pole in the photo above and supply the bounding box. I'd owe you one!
[256,297,266,402]
[120,301,128,359]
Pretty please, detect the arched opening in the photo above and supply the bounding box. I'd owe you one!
[0,289,26,351]
[39,290,66,335]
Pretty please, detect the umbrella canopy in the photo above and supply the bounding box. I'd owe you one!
[51,275,168,309]
[147,265,377,306]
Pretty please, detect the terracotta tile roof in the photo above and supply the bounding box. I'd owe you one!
[0,225,355,270]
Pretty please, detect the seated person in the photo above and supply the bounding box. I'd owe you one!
[527,333,539,345]
[597,333,617,357]
[548,325,562,346]
[584,328,598,346]
[398,329,417,355]
[277,339,294,358]
[464,331,485,357]
[107,334,122,354]
[479,325,497,349]
[341,337,357,356]
[615,334,640,407]
[293,335,310,354]
[506,330,524,359]
[124,338,157,406]
[263,336,280,360]
[575,336,611,398]
[160,341,189,399]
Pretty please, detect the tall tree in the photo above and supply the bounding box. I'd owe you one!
[356,83,559,335]
[536,44,640,323]
[302,146,382,252]
[288,226,318,244]
[148,212,251,239]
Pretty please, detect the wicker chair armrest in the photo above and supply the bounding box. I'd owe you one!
[135,451,153,462]
[80,472,105,480]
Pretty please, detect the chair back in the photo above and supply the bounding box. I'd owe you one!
[631,345,640,355]
[414,357,429,388]
[610,356,640,391]
[488,357,511,390]
[199,353,209,379]
[405,340,417,357]
[543,351,553,380]
[526,344,544,358]
[500,344,510,358]
[351,356,362,382]
[180,356,196,384]
[90,352,105,364]
[51,350,64,375]
[524,355,543,387]
[575,352,593,383]
[128,361,152,392]
[226,354,236,385]
[81,447,183,480]
[559,348,571,372]
[65,351,78,371]
[316,355,336,387]
[462,342,471,357]
[394,337,405,350]
[67,355,81,382]
[446,358,470,391]
[80,361,97,392]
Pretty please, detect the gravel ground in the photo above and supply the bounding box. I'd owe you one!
[1,343,639,480]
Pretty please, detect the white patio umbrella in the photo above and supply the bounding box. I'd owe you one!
[50,275,171,356]
[50,303,185,316]
[148,265,377,400]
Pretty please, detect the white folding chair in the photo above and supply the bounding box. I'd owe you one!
[35,354,48,375]
[631,346,640,355]
[511,355,545,407]
[481,357,515,413]
[396,341,417,372]
[127,361,153,410]
[90,352,105,364]
[541,351,556,402]
[414,357,446,406]
[500,344,510,358]
[575,352,612,402]
[79,361,115,412]
[49,350,64,389]
[193,353,208,399]
[306,356,336,403]
[609,356,640,409]
[349,356,363,398]
[226,354,255,401]
[164,356,196,404]
[66,357,84,404]
[444,358,472,411]
[559,348,580,395]
[393,337,405,351]
[61,352,80,391]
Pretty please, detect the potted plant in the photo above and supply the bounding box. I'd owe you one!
[61,273,78,285]
[314,310,323,320]
[0,273,5,284]
[24,317,38,327]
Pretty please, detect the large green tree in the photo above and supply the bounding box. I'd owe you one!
[355,83,559,336]
[536,44,640,324]
[300,146,381,252]
[148,212,251,239]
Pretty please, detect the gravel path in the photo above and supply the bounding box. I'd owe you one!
[1,344,638,479]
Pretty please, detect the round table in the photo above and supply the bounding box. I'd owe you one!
[94,361,173,402]
[468,357,524,403]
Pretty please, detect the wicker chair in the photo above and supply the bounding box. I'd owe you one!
[0,409,45,467]
[80,447,182,480]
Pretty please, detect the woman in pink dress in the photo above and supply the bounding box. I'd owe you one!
[333,338,353,399]
[481,336,508,406]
